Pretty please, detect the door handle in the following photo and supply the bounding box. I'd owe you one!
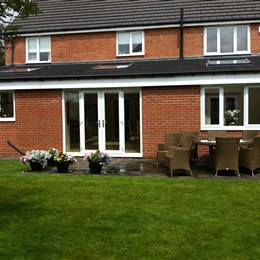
[96,120,100,127]
[102,120,107,128]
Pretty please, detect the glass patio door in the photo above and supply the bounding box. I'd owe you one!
[64,89,141,157]
[81,90,124,155]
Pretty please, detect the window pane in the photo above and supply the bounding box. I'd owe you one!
[125,92,140,153]
[28,39,37,52]
[84,93,99,150]
[39,37,50,51]
[132,32,142,53]
[205,89,219,125]
[237,26,248,51]
[28,53,37,61]
[0,92,14,118]
[40,52,50,61]
[65,92,80,152]
[248,88,260,124]
[39,37,50,61]
[224,86,243,126]
[220,27,234,53]
[206,28,217,53]
[118,33,130,54]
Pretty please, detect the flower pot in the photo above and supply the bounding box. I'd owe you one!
[47,156,57,167]
[30,161,43,172]
[89,163,102,174]
[56,161,70,173]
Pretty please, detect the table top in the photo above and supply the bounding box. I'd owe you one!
[194,139,253,146]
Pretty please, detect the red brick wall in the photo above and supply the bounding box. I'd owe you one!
[0,90,63,157]
[5,24,259,65]
[251,23,260,54]
[142,86,201,158]
[6,27,204,65]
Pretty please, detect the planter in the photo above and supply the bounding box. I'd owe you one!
[56,161,70,173]
[89,163,103,174]
[47,156,57,167]
[30,161,43,172]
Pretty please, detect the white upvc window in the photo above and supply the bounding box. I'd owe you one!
[117,31,144,56]
[201,85,260,130]
[0,91,15,121]
[204,25,250,55]
[26,36,51,63]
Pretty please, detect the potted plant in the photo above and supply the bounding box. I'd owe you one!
[47,148,60,167]
[54,151,77,173]
[20,150,51,171]
[225,109,240,126]
[83,150,111,174]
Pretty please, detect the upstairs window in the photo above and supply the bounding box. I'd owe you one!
[0,91,15,121]
[205,25,250,55]
[117,31,144,56]
[26,36,51,63]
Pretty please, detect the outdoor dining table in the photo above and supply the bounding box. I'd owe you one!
[194,138,253,172]
[194,139,253,146]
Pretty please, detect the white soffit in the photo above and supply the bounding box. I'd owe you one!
[0,73,260,90]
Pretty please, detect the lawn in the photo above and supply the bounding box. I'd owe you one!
[0,160,259,259]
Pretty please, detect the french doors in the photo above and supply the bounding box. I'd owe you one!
[81,90,124,156]
[64,89,141,156]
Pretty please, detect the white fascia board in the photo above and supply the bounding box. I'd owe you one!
[19,20,260,37]
[0,73,260,90]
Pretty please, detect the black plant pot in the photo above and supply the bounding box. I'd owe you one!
[89,163,103,174]
[47,156,57,167]
[56,161,70,173]
[30,161,43,172]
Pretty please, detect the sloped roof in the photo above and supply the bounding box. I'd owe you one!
[0,56,260,81]
[13,0,260,34]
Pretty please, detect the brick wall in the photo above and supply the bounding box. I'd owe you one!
[251,23,260,54]
[5,24,259,65]
[0,90,63,156]
[142,86,201,158]
[5,27,204,65]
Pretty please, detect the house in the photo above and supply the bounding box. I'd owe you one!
[0,0,260,159]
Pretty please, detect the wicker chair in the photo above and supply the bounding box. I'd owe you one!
[178,130,199,162]
[165,135,195,177]
[207,130,227,141]
[156,132,181,168]
[239,136,260,176]
[242,130,258,141]
[212,137,241,177]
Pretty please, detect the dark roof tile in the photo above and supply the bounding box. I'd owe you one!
[13,0,260,34]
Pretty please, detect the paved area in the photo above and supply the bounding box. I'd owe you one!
[69,158,259,179]
[4,156,258,179]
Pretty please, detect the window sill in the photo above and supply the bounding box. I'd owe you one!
[116,53,144,58]
[0,118,15,122]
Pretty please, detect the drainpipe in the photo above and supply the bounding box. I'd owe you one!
[179,8,184,60]
[11,35,14,66]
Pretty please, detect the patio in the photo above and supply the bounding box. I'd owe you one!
[67,158,259,179]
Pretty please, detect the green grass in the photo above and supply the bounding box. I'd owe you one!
[0,160,259,259]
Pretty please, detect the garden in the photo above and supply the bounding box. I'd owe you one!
[0,159,259,259]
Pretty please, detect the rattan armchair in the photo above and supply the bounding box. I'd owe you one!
[178,131,199,162]
[156,132,181,167]
[212,137,241,177]
[242,130,258,141]
[207,130,227,141]
[239,136,260,176]
[165,135,195,177]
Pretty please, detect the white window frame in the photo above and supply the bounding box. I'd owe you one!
[116,31,144,56]
[204,25,250,56]
[0,91,15,122]
[26,36,51,63]
[201,86,260,130]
